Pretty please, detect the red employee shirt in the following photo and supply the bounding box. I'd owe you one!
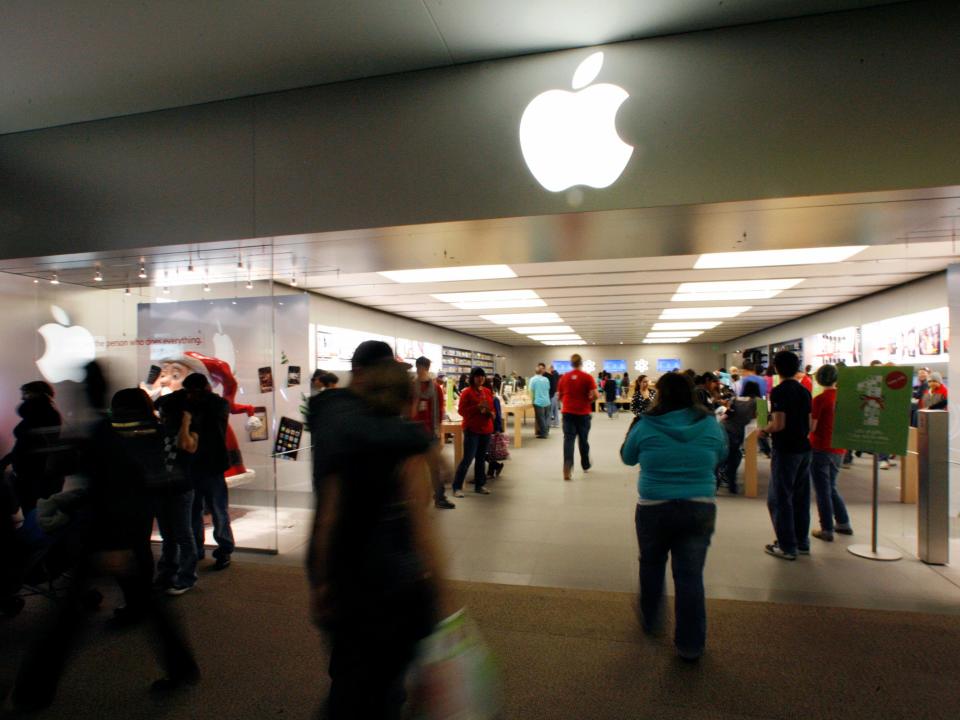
[411,379,444,438]
[800,374,813,394]
[457,386,495,435]
[810,387,844,454]
[558,370,597,416]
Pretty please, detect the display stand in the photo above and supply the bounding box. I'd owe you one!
[848,454,902,561]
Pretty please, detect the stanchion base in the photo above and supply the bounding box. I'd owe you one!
[848,544,902,561]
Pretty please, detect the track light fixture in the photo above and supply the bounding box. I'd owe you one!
[94,268,103,282]
[138,260,147,279]
[50,274,59,285]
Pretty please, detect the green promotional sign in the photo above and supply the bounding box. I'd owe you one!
[833,365,913,455]
[756,397,768,428]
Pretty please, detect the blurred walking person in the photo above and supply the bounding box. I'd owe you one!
[529,363,552,438]
[307,341,445,719]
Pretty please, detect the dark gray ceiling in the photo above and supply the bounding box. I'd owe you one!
[0,0,903,135]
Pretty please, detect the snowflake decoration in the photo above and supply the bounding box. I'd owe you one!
[634,359,649,373]
[583,359,596,373]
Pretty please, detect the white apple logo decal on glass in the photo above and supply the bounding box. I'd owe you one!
[36,305,96,383]
[212,320,236,372]
[519,51,633,192]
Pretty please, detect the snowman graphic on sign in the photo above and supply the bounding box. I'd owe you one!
[857,374,885,426]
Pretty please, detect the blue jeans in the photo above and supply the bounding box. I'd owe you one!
[811,451,850,532]
[156,489,198,588]
[562,413,592,470]
[767,450,812,555]
[534,404,551,437]
[635,501,716,656]
[192,473,235,560]
[549,394,560,427]
[605,400,618,417]
[453,431,490,492]
[723,429,744,492]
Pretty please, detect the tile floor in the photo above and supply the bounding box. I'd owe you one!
[241,410,960,615]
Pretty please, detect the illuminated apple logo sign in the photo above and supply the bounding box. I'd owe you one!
[36,305,96,383]
[634,359,649,373]
[519,51,633,192]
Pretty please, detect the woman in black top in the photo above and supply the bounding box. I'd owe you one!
[630,375,657,416]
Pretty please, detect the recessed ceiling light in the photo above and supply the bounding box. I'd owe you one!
[480,312,562,325]
[509,325,574,334]
[433,290,539,302]
[379,265,516,283]
[645,331,704,338]
[528,334,582,341]
[694,246,867,269]
[671,279,804,301]
[451,299,546,310]
[660,306,750,319]
[652,321,721,330]
[541,340,588,346]
[50,274,59,285]
[643,338,691,344]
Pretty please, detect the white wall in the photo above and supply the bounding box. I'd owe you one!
[508,343,721,379]
[722,273,947,369]
[308,292,513,373]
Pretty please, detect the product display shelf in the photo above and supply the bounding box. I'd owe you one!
[442,346,495,376]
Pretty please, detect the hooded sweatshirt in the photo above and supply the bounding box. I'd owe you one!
[620,407,727,501]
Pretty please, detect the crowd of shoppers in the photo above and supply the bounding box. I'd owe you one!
[4,340,944,715]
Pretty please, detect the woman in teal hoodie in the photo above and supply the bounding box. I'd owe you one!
[620,372,727,661]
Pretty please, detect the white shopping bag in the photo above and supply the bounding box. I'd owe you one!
[410,609,502,720]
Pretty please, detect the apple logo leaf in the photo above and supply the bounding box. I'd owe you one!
[572,52,604,90]
[51,305,71,326]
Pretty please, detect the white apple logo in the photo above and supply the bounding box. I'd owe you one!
[36,305,97,383]
[212,320,236,372]
[519,51,633,192]
[583,359,597,373]
[634,359,649,373]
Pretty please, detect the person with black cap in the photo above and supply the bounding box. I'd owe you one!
[306,340,445,718]
[452,366,495,497]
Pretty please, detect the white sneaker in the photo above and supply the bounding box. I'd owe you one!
[879,460,891,470]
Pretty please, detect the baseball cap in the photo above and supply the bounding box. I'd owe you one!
[351,340,411,369]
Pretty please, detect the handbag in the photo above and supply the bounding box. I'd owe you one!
[488,432,510,462]
[410,608,502,720]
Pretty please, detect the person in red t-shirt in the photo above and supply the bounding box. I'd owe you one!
[453,367,495,497]
[557,353,599,481]
[410,356,455,510]
[809,364,853,541]
[797,368,813,394]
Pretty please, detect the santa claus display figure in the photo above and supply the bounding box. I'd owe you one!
[142,351,262,479]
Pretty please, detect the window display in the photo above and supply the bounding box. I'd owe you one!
[804,327,861,366]
[861,307,949,364]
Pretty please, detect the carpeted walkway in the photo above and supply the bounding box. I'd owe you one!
[3,561,959,719]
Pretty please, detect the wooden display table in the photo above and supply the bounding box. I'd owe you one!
[440,421,464,467]
[504,403,534,448]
